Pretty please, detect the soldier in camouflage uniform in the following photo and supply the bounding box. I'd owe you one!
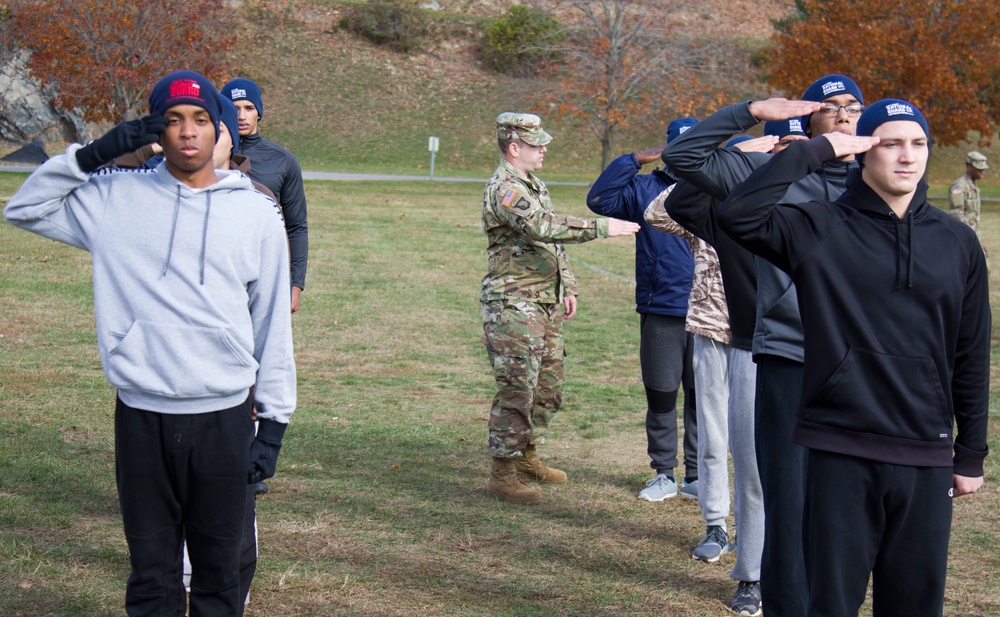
[481,112,640,504]
[950,151,988,255]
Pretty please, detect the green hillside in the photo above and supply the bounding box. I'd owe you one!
[241,1,1000,189]
[4,0,997,189]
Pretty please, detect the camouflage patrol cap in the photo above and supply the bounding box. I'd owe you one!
[496,112,553,146]
[966,151,988,170]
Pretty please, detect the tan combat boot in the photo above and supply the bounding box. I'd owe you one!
[487,457,543,504]
[515,444,568,484]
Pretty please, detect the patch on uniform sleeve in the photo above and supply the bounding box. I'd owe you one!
[951,188,963,195]
[512,197,532,211]
[501,188,519,207]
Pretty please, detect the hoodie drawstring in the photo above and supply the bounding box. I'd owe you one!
[890,213,915,290]
[162,186,181,278]
[200,192,212,285]
[161,184,211,286]
[906,214,914,288]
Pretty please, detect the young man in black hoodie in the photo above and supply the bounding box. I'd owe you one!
[717,99,989,617]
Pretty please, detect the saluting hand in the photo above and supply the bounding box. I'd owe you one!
[749,98,823,122]
[822,133,880,158]
[607,218,641,237]
[635,145,665,166]
[733,135,779,153]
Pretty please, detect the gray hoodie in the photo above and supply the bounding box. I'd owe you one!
[4,145,296,424]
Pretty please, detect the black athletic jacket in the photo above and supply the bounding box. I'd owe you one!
[236,133,309,290]
[718,137,990,475]
[663,101,856,363]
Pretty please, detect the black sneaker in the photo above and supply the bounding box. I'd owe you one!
[730,580,762,616]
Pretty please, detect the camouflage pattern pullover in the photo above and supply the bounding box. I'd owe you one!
[645,186,731,345]
[481,158,609,303]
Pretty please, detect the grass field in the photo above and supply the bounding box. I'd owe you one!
[1,170,998,616]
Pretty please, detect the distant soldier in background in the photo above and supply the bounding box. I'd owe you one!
[950,151,988,255]
[481,112,639,504]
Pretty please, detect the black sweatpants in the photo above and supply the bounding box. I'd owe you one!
[754,355,807,617]
[639,313,697,480]
[115,395,254,617]
[803,449,953,617]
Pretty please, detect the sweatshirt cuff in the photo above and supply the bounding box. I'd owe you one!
[805,137,838,170]
[734,101,762,132]
[65,143,94,179]
[953,445,987,477]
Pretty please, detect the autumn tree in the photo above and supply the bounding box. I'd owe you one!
[6,0,239,137]
[537,0,758,170]
[766,0,1000,146]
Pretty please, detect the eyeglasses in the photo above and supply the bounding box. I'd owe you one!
[818,103,865,117]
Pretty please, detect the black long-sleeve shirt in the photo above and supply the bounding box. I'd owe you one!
[236,132,309,290]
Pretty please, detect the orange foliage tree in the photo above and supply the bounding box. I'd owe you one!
[537,0,756,171]
[6,0,239,135]
[767,0,1000,146]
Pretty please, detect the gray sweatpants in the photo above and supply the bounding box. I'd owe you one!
[692,335,763,582]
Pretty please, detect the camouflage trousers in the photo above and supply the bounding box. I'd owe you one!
[481,299,565,459]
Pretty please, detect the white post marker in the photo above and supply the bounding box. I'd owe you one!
[428,136,439,180]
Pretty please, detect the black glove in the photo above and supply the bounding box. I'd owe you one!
[248,419,288,484]
[75,112,167,173]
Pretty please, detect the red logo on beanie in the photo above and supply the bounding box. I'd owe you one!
[169,79,203,102]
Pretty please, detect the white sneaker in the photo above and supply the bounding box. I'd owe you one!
[637,474,677,501]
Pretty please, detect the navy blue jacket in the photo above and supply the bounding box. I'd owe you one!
[587,153,693,317]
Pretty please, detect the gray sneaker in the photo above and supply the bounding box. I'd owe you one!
[691,525,730,562]
[679,478,698,499]
[730,580,762,616]
[637,474,677,501]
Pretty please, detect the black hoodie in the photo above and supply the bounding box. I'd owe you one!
[718,137,990,476]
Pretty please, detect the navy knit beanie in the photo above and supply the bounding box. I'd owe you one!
[801,74,864,105]
[800,74,864,133]
[764,117,807,139]
[217,93,240,155]
[856,99,929,139]
[221,78,264,121]
[667,117,698,144]
[149,70,221,141]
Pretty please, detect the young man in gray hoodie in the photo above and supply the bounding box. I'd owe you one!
[4,70,296,617]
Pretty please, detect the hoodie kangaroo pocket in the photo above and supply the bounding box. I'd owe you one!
[106,320,257,397]
[803,348,950,442]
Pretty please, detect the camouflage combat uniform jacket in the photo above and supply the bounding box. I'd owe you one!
[949,173,981,238]
[481,158,609,304]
